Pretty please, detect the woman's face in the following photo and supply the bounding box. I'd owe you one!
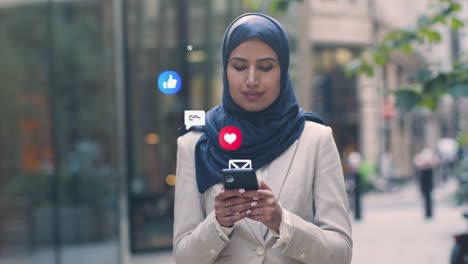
[227,38,281,112]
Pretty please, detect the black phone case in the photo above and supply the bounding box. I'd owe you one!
[221,168,259,190]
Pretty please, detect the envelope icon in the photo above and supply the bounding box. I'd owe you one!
[228,159,252,169]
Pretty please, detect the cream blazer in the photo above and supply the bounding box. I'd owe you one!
[173,121,352,264]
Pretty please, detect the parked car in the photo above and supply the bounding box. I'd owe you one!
[451,157,468,264]
[451,211,468,264]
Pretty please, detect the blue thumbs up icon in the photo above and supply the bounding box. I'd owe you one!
[158,70,182,94]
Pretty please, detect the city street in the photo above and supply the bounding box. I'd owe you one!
[136,178,465,264]
[351,178,465,264]
[2,1,467,263]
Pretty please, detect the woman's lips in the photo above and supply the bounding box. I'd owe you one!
[242,91,264,101]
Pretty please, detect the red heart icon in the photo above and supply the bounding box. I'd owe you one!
[219,126,242,150]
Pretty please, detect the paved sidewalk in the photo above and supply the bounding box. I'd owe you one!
[351,205,464,264]
[362,177,458,210]
[137,179,464,264]
[350,178,464,264]
[132,251,174,264]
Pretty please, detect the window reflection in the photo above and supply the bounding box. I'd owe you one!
[314,46,360,160]
[126,0,241,252]
[0,2,119,263]
[0,0,244,258]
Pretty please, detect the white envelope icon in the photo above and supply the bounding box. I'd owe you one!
[228,159,252,169]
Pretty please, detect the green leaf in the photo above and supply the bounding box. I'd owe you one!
[451,3,462,12]
[417,15,431,27]
[454,61,468,71]
[399,43,413,53]
[423,73,449,95]
[276,0,291,11]
[407,69,433,83]
[383,30,404,42]
[423,29,442,43]
[360,60,374,77]
[458,132,468,147]
[448,84,468,97]
[432,14,446,24]
[267,0,302,13]
[403,31,418,42]
[345,59,374,77]
[394,89,422,112]
[372,51,387,65]
[420,95,437,111]
[451,17,464,30]
[243,0,261,10]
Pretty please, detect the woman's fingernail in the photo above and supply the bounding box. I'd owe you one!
[239,189,245,194]
[251,201,257,207]
[253,197,259,200]
[234,212,240,215]
[246,210,251,214]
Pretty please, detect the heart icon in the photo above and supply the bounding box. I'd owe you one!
[219,126,242,151]
[224,133,237,144]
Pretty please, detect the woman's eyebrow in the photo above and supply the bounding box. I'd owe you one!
[230,57,248,62]
[256,57,277,63]
[229,57,278,62]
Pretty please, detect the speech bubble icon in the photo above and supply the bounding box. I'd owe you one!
[184,110,206,130]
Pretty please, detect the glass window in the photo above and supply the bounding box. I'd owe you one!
[125,0,183,252]
[0,2,120,263]
[125,0,241,252]
[314,46,361,160]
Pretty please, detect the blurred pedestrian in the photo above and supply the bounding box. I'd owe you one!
[173,13,352,264]
[347,151,363,221]
[414,148,438,219]
[437,138,459,181]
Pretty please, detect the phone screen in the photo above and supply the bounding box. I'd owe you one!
[221,168,259,190]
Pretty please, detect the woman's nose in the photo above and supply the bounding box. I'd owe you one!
[246,67,259,86]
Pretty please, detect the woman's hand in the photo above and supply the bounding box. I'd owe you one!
[215,188,253,227]
[243,180,282,233]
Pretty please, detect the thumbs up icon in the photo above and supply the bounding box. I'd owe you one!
[163,74,177,89]
[158,70,182,94]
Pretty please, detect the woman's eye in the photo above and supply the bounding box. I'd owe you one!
[258,66,272,72]
[233,65,247,71]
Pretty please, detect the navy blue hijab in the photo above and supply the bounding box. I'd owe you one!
[184,13,322,193]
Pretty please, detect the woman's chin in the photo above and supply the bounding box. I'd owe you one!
[238,103,267,112]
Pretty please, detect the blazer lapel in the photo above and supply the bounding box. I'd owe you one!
[243,140,300,244]
[266,139,299,200]
[262,139,299,241]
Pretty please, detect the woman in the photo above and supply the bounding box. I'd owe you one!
[173,13,352,264]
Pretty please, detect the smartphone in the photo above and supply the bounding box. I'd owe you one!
[221,168,259,190]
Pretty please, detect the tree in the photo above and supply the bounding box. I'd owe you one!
[346,0,468,113]
[243,0,302,14]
